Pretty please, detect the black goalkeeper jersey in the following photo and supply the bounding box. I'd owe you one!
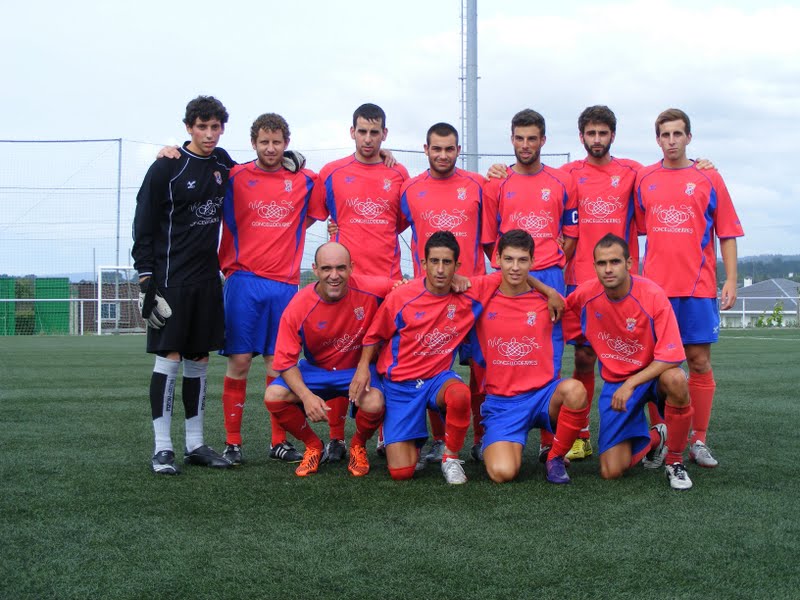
[133,143,235,287]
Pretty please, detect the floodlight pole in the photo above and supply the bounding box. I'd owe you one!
[460,0,479,173]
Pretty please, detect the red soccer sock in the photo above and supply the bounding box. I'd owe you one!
[389,465,415,481]
[688,370,716,444]
[630,428,663,468]
[548,405,590,460]
[429,408,446,441]
[351,408,384,447]
[443,382,471,453]
[266,400,323,451]
[266,375,288,446]
[665,403,694,465]
[222,376,247,445]
[540,429,555,448]
[647,401,665,427]
[328,396,349,440]
[469,362,486,443]
[572,369,594,439]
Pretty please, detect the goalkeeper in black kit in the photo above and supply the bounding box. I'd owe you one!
[132,95,235,474]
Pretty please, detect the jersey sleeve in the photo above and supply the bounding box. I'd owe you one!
[304,170,328,222]
[272,304,305,372]
[481,176,502,246]
[132,159,170,277]
[467,271,503,303]
[652,292,686,364]
[350,274,396,298]
[561,173,579,238]
[362,294,400,347]
[710,171,744,239]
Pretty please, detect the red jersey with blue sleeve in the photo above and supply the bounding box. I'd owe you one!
[561,158,642,286]
[563,275,686,383]
[272,274,395,372]
[319,155,410,279]
[400,168,486,277]
[218,161,326,285]
[482,165,578,270]
[363,274,500,382]
[471,287,563,396]
[635,163,744,298]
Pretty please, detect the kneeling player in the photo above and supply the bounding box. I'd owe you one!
[472,230,588,484]
[564,234,695,490]
[264,243,393,477]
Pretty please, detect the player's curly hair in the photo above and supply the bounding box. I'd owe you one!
[250,113,290,143]
[511,109,545,136]
[183,96,229,127]
[425,231,460,262]
[656,108,691,136]
[578,105,617,134]
[497,229,534,258]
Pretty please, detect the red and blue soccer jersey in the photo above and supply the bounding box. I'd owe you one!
[363,274,501,382]
[218,161,326,285]
[272,274,396,372]
[319,156,410,279]
[561,158,642,286]
[563,275,685,383]
[400,168,487,277]
[635,163,744,298]
[482,166,578,270]
[471,288,563,397]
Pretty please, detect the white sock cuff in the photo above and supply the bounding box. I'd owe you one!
[154,355,180,376]
[183,359,208,378]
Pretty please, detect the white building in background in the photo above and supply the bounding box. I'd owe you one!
[721,278,800,328]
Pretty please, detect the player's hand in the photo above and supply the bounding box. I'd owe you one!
[301,393,331,423]
[327,220,339,240]
[546,292,565,323]
[379,148,397,168]
[611,383,633,412]
[283,150,306,173]
[694,157,715,170]
[450,274,472,293]
[556,233,565,250]
[486,163,508,179]
[349,365,371,403]
[720,280,737,310]
[138,277,172,329]
[391,278,410,290]
[157,145,181,160]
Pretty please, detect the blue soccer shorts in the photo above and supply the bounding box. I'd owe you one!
[480,379,561,450]
[222,271,296,356]
[531,265,566,296]
[669,297,719,345]
[381,370,463,445]
[597,378,665,456]
[271,360,382,401]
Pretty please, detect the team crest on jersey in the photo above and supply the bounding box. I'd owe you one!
[250,199,295,222]
[457,187,467,201]
[446,304,456,320]
[187,180,196,189]
[354,306,365,321]
[383,178,392,191]
[526,311,537,326]
[422,209,468,231]
[610,175,620,188]
[685,182,696,196]
[214,171,222,185]
[284,179,293,193]
[653,204,694,229]
[626,317,637,332]
[541,188,551,201]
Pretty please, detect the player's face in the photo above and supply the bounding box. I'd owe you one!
[593,244,632,294]
[511,125,545,166]
[351,117,387,163]
[185,118,224,157]
[580,122,615,159]
[498,246,532,289]
[313,246,353,302]
[425,133,460,178]
[657,120,692,163]
[422,246,459,293]
[252,128,288,172]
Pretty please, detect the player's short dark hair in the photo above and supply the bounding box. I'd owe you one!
[594,233,630,260]
[353,103,386,128]
[425,230,460,262]
[511,109,546,136]
[183,96,229,127]
[426,122,459,146]
[250,113,290,143]
[497,229,534,258]
[578,105,617,134]
[655,108,691,136]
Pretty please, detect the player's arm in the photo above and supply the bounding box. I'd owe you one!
[280,366,331,422]
[694,158,714,170]
[562,236,577,262]
[379,148,397,168]
[526,275,564,322]
[350,344,379,402]
[486,163,509,179]
[611,360,678,412]
[719,237,738,310]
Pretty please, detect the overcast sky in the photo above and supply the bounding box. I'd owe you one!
[3,0,799,265]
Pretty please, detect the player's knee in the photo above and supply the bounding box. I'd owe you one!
[485,461,518,484]
[661,369,690,405]
[388,465,415,481]
[600,462,625,480]
[562,379,588,410]
[359,390,385,413]
[263,385,288,406]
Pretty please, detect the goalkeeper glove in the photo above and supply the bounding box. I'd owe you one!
[282,150,306,173]
[138,278,173,329]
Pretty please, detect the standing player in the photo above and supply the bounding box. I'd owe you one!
[350,232,499,484]
[318,103,410,462]
[473,230,589,484]
[264,242,395,477]
[563,234,695,490]
[133,95,233,474]
[635,108,743,468]
[218,113,327,466]
[399,122,490,466]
